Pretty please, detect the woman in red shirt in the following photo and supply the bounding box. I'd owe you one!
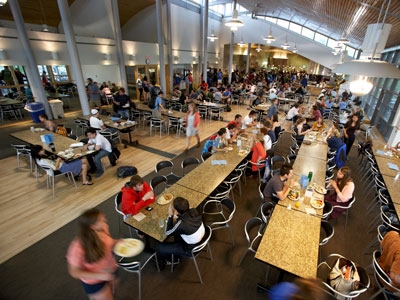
[121,175,155,216]
[247,137,266,177]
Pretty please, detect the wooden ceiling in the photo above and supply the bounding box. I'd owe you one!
[0,0,399,50]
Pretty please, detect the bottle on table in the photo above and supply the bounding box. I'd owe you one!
[237,135,242,151]
[308,171,313,183]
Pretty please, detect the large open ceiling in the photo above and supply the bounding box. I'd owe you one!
[0,0,399,50]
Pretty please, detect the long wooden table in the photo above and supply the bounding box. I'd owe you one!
[374,156,400,177]
[255,205,321,278]
[124,143,248,242]
[135,103,186,120]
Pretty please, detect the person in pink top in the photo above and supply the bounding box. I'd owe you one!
[325,166,355,218]
[66,209,117,300]
[184,102,201,151]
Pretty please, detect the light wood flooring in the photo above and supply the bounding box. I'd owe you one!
[0,105,250,264]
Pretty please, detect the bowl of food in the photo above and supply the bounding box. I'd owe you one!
[288,189,300,201]
[157,193,173,205]
[310,198,324,209]
[314,185,327,194]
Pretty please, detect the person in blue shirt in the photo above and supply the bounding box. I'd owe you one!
[339,98,347,111]
[152,91,165,119]
[268,98,279,119]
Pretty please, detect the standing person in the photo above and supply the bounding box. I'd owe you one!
[151,91,165,119]
[85,127,112,178]
[268,98,279,119]
[87,78,101,108]
[121,175,155,217]
[156,197,205,265]
[136,76,143,101]
[66,208,117,300]
[343,114,360,156]
[142,76,150,102]
[38,113,56,132]
[184,102,201,152]
[113,87,131,119]
[41,70,48,87]
[325,166,355,218]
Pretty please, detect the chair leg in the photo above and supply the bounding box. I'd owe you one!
[238,249,249,266]
[192,256,203,284]
[138,269,141,300]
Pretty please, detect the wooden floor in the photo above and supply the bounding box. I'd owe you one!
[0,105,250,264]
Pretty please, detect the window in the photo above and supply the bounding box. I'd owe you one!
[277,19,289,29]
[289,22,302,34]
[314,33,328,46]
[301,27,314,39]
[52,65,69,82]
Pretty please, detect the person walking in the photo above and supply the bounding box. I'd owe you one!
[184,102,201,152]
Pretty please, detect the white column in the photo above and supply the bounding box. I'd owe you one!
[156,0,166,92]
[166,0,174,94]
[246,43,251,73]
[8,0,52,118]
[228,31,234,84]
[111,0,128,93]
[57,0,90,116]
[203,0,209,83]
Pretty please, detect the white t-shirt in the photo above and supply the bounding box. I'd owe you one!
[90,116,104,130]
[286,107,299,120]
[90,133,112,152]
[263,134,272,150]
[242,115,253,129]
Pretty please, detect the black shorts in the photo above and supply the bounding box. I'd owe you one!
[81,281,106,295]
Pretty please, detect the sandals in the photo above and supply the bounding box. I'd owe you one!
[83,181,93,185]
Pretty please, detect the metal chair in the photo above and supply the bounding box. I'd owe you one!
[149,118,165,137]
[118,250,160,300]
[74,119,89,137]
[260,201,275,224]
[224,169,243,200]
[140,111,152,128]
[320,220,334,246]
[198,105,208,119]
[231,94,240,105]
[322,201,333,219]
[100,130,121,145]
[270,155,286,177]
[202,198,236,245]
[36,163,77,196]
[155,160,181,186]
[170,225,214,284]
[286,153,297,166]
[114,191,133,237]
[167,116,180,136]
[332,196,356,232]
[181,157,200,176]
[247,159,267,183]
[238,217,265,266]
[11,144,33,173]
[317,253,370,299]
[363,225,387,255]
[255,181,267,216]
[149,175,167,196]
[369,250,400,300]
[201,151,213,162]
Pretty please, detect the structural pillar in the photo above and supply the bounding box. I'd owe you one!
[155,0,166,92]
[166,0,173,94]
[228,31,234,84]
[203,0,209,83]
[246,43,251,73]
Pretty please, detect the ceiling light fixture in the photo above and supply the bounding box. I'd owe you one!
[0,0,8,7]
[292,44,298,53]
[207,30,218,42]
[263,29,275,44]
[337,36,350,45]
[225,0,243,32]
[256,44,262,52]
[39,0,49,32]
[281,37,290,50]
[333,0,400,96]
[238,37,245,47]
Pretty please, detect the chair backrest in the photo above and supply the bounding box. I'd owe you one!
[114,191,125,218]
[155,160,174,174]
[181,157,200,175]
[244,217,265,251]
[260,202,274,223]
[150,175,167,196]
[322,201,333,219]
[258,182,266,201]
[372,250,400,293]
[201,151,213,162]
[334,143,347,168]
[320,220,335,246]
[192,225,212,255]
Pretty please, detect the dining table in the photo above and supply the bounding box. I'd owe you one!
[135,102,187,120]
[10,128,93,161]
[124,180,209,242]
[255,204,321,278]
[374,155,400,177]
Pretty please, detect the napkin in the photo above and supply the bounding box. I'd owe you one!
[211,160,227,165]
[70,142,84,148]
[376,150,386,155]
[305,207,317,215]
[133,212,146,221]
[388,163,399,171]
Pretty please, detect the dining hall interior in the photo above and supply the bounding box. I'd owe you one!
[1,0,400,299]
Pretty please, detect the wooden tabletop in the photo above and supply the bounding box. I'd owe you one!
[135,103,186,119]
[176,144,248,196]
[297,140,328,160]
[255,205,321,278]
[77,115,137,131]
[0,98,21,106]
[382,174,400,205]
[124,184,208,242]
[10,129,91,161]
[292,154,327,187]
[375,156,400,177]
[253,104,271,112]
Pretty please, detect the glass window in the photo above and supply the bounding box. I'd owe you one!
[289,22,302,34]
[301,27,314,39]
[327,38,337,49]
[265,17,277,24]
[277,19,289,29]
[346,47,356,58]
[52,65,69,82]
[314,33,328,45]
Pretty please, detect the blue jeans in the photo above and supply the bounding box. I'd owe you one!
[118,109,130,119]
[94,149,111,174]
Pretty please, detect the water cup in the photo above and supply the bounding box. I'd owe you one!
[158,219,165,228]
[30,126,35,132]
[300,175,309,189]
[88,145,95,151]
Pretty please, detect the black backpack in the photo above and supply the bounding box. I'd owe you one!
[148,86,161,109]
[148,97,156,109]
[117,166,138,178]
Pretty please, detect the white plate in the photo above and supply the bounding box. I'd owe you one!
[35,128,45,132]
[227,147,233,151]
[287,189,300,201]
[314,185,327,194]
[157,193,173,205]
[310,198,325,209]
[113,238,145,257]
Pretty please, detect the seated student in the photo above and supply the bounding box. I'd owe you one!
[242,110,257,129]
[157,197,205,265]
[311,116,326,132]
[260,127,272,151]
[121,175,155,217]
[263,164,294,203]
[213,88,223,102]
[31,144,92,185]
[221,88,231,104]
[39,114,56,132]
[379,230,400,290]
[247,138,266,177]
[272,114,282,137]
[263,120,276,144]
[212,128,229,153]
[339,98,348,111]
[310,105,322,121]
[294,117,310,142]
[89,109,106,131]
[225,123,238,144]
[227,114,245,134]
[286,103,299,123]
[251,94,261,106]
[85,127,112,178]
[324,128,344,151]
[324,167,355,218]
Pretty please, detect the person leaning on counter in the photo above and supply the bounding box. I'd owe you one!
[121,175,155,217]
[263,164,294,203]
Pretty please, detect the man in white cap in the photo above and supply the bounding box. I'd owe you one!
[268,88,277,101]
[89,109,106,131]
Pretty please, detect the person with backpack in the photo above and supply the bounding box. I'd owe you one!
[150,90,165,119]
